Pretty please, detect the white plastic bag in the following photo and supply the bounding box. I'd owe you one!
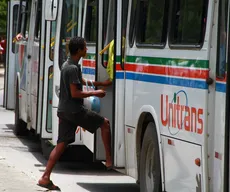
[83,80,101,113]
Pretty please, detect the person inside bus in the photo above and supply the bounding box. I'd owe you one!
[38,37,112,191]
[100,35,126,88]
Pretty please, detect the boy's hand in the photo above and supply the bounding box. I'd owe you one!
[93,90,106,98]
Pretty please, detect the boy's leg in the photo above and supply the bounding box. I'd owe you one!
[100,118,112,167]
[38,112,76,189]
[38,142,66,186]
[72,108,112,168]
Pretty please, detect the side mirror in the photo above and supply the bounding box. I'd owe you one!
[45,0,58,21]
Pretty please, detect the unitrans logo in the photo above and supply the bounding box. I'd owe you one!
[160,90,203,135]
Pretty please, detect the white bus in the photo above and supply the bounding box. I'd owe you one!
[5,0,87,159]
[6,0,230,191]
[50,0,230,191]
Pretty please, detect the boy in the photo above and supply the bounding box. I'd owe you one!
[38,37,112,190]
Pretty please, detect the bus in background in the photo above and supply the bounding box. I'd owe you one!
[5,0,87,158]
[50,0,230,191]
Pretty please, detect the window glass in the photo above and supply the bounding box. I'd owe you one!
[24,0,31,38]
[129,0,137,47]
[121,0,129,66]
[12,5,19,53]
[216,0,228,78]
[58,0,85,68]
[34,0,42,40]
[170,0,208,46]
[50,21,57,61]
[137,0,167,45]
[85,0,97,43]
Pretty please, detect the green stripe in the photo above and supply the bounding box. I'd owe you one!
[85,53,208,69]
[126,55,209,69]
[85,53,95,59]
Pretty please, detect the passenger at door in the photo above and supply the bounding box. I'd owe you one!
[38,37,112,191]
[100,36,126,88]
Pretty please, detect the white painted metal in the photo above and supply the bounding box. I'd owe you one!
[4,1,20,110]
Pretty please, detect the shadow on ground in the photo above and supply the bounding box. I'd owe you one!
[77,182,140,192]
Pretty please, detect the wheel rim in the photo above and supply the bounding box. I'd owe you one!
[145,142,155,191]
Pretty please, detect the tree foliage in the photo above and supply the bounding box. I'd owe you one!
[0,0,7,34]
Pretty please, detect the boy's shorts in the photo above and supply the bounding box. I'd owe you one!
[57,107,104,145]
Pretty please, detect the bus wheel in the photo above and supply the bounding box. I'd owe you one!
[14,85,27,136]
[140,122,162,192]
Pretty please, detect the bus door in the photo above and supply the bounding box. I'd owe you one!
[41,0,58,140]
[213,0,230,191]
[92,0,127,168]
[4,1,20,109]
[28,0,42,131]
[80,0,99,152]
[51,0,85,144]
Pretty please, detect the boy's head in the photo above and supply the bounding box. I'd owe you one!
[68,37,87,58]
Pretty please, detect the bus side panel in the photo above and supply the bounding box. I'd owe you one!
[16,42,28,123]
[31,42,39,129]
[211,90,226,192]
[162,137,203,192]
[5,1,20,110]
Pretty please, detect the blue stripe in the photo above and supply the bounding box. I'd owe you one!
[83,69,208,90]
[116,72,125,79]
[216,82,226,93]
[82,68,95,75]
[124,72,208,90]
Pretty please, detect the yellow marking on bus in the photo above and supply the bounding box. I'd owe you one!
[67,22,77,33]
[67,20,73,28]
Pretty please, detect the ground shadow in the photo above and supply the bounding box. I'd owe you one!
[77,182,140,192]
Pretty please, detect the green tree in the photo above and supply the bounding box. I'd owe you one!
[0,0,7,34]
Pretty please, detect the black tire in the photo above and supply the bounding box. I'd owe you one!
[14,83,27,136]
[140,122,162,192]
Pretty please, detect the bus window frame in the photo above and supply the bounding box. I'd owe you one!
[168,0,209,50]
[135,0,169,49]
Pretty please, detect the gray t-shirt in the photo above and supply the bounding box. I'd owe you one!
[58,57,83,113]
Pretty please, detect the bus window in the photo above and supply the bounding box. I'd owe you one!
[216,0,228,78]
[169,0,208,47]
[58,0,84,69]
[20,0,31,39]
[121,0,129,66]
[12,5,19,53]
[85,0,97,43]
[136,0,168,46]
[129,0,137,47]
[50,21,57,61]
[34,0,42,41]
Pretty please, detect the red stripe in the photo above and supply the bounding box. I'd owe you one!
[83,60,96,67]
[124,64,208,79]
[83,61,208,79]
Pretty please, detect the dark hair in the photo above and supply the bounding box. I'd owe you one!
[68,37,85,55]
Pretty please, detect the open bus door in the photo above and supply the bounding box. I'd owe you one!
[4,0,20,109]
[91,0,126,168]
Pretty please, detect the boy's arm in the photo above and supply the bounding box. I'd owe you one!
[82,78,112,87]
[70,83,106,98]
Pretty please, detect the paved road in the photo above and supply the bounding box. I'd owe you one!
[0,67,140,192]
